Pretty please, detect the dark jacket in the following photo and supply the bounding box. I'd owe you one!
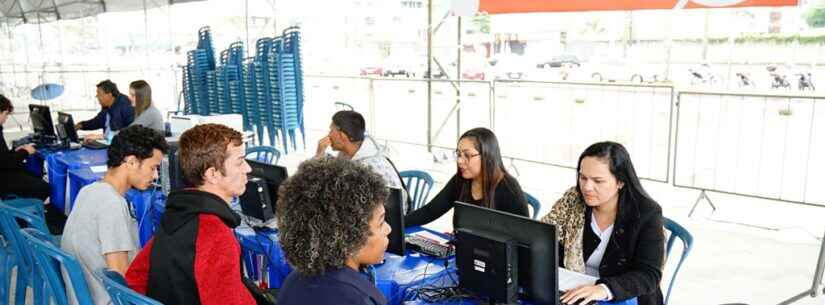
[404,174,529,227]
[126,190,255,305]
[582,197,665,305]
[79,94,134,132]
[0,125,28,171]
[278,267,387,305]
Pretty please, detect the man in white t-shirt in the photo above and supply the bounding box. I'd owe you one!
[61,125,168,305]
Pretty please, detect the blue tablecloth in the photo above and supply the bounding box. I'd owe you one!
[45,148,108,213]
[67,166,165,247]
[233,227,636,305]
[234,228,293,289]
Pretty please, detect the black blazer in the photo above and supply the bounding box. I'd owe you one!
[79,93,135,132]
[580,196,665,305]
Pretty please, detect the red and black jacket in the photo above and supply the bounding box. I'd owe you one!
[126,189,255,305]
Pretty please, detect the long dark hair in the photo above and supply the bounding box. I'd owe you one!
[456,127,526,209]
[130,80,152,117]
[575,141,655,209]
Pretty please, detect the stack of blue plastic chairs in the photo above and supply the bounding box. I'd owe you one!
[181,27,306,154]
[268,38,301,153]
[282,27,306,147]
[253,38,276,146]
[181,66,194,114]
[205,70,219,114]
[182,26,217,115]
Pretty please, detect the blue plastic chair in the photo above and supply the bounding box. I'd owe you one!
[524,192,541,219]
[0,196,46,220]
[0,201,52,305]
[399,170,434,212]
[20,228,94,305]
[97,268,163,305]
[245,146,281,165]
[663,217,693,305]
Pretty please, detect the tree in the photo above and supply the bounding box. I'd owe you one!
[806,3,825,28]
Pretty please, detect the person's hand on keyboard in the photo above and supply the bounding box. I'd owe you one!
[82,133,104,144]
[560,284,608,305]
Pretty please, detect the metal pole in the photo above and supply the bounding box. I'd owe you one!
[426,0,433,152]
[456,16,462,140]
[778,228,825,305]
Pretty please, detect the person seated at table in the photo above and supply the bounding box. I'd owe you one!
[61,125,167,305]
[540,141,665,305]
[314,110,407,209]
[0,94,66,233]
[277,157,390,305]
[404,127,528,227]
[75,79,135,142]
[126,124,256,305]
[127,80,164,134]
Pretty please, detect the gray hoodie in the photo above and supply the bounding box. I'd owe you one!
[340,135,408,211]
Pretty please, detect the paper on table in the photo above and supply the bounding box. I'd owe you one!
[559,267,598,291]
[90,165,108,173]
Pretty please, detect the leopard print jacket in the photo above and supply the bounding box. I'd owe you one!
[539,186,587,273]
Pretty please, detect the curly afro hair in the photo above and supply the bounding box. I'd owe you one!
[277,157,388,276]
[107,125,168,168]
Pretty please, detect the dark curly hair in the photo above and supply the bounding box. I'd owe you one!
[107,125,169,168]
[277,157,388,276]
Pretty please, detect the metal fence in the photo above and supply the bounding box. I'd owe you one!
[675,89,825,208]
[303,75,676,183]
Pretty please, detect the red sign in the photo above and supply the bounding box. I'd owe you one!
[479,0,798,14]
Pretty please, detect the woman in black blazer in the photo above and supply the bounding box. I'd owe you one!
[541,141,665,305]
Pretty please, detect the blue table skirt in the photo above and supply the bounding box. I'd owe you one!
[44,148,107,213]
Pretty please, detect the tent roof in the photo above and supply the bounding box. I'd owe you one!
[1,0,204,24]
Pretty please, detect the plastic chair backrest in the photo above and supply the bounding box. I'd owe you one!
[20,228,94,305]
[245,146,281,165]
[0,200,51,305]
[97,268,163,305]
[524,192,541,219]
[663,217,694,305]
[399,170,434,212]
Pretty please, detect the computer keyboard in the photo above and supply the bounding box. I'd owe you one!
[406,235,455,258]
[82,140,108,150]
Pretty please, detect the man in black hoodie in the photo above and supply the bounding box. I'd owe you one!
[126,123,256,305]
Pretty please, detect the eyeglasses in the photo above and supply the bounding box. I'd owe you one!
[453,150,480,161]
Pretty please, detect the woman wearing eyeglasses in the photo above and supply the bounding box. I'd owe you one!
[404,127,528,228]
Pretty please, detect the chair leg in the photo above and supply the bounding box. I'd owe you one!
[13,269,26,305]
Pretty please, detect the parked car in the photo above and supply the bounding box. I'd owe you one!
[537,54,581,68]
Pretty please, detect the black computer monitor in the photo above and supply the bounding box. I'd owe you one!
[56,112,79,144]
[163,142,190,193]
[384,187,406,256]
[454,201,559,305]
[29,104,55,137]
[239,160,288,221]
